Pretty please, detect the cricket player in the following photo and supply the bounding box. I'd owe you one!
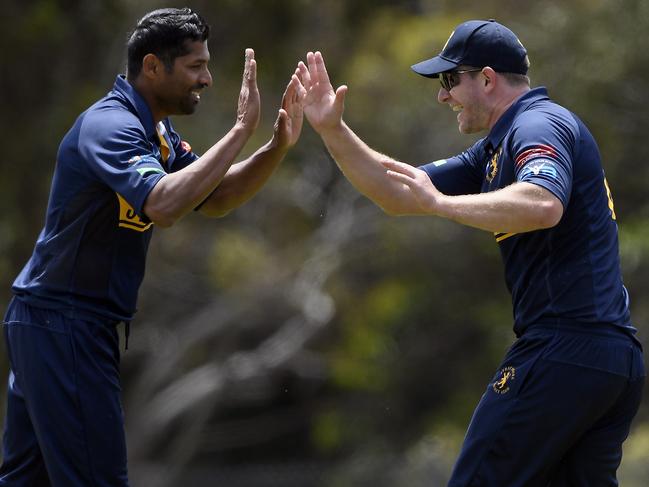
[0,8,304,486]
[297,19,645,486]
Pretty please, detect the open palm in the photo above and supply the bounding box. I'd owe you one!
[297,51,347,134]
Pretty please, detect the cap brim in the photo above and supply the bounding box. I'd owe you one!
[411,56,458,78]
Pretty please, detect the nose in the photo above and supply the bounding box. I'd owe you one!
[200,67,213,88]
[437,86,450,104]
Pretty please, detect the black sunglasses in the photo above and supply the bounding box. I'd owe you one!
[439,68,483,91]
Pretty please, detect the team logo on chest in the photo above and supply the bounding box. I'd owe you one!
[486,147,502,183]
[492,366,516,394]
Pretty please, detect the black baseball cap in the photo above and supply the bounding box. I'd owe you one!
[411,19,529,78]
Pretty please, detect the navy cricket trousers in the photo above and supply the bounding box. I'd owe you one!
[0,298,129,486]
[448,325,645,487]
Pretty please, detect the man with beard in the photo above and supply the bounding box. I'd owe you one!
[0,8,304,486]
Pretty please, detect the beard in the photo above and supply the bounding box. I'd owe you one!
[458,105,490,134]
[158,89,201,116]
[177,96,199,115]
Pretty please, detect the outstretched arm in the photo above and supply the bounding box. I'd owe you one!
[299,51,562,233]
[297,51,419,215]
[143,49,261,227]
[198,72,306,217]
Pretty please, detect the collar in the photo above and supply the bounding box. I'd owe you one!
[112,75,157,140]
[484,87,550,153]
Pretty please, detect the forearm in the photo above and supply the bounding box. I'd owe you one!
[319,122,413,213]
[198,138,288,216]
[436,183,563,233]
[144,124,251,227]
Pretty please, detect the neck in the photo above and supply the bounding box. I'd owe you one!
[488,85,530,129]
[129,76,166,124]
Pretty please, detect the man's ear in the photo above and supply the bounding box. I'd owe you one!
[141,53,162,79]
[482,67,497,92]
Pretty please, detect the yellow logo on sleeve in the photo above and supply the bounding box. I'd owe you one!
[116,193,153,232]
[493,366,516,394]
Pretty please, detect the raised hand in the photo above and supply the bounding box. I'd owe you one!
[236,48,261,133]
[297,51,347,134]
[272,72,306,151]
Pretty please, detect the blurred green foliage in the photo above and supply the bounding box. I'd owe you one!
[1,0,648,485]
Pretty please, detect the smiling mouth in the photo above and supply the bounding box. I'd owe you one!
[190,90,202,102]
[451,105,463,112]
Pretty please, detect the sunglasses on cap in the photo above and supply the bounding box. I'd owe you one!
[439,68,483,91]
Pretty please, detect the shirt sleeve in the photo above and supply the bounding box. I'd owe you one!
[77,108,166,216]
[509,112,576,209]
[418,139,484,195]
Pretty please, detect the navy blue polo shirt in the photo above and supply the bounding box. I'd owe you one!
[421,87,635,338]
[12,75,199,322]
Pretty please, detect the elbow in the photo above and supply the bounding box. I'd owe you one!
[153,218,176,229]
[143,204,181,228]
[376,198,411,217]
[199,205,232,218]
[196,195,233,218]
[537,198,563,229]
[147,211,178,228]
[142,182,183,228]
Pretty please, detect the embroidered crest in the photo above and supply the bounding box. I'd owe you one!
[493,366,516,394]
[486,147,502,183]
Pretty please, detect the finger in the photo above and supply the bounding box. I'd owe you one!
[274,108,290,140]
[293,70,304,96]
[243,48,256,84]
[289,74,299,104]
[293,74,306,105]
[287,75,304,110]
[248,59,257,84]
[381,160,418,177]
[297,61,311,89]
[334,85,347,110]
[279,75,299,110]
[314,51,332,87]
[276,108,288,127]
[297,62,309,82]
[385,170,416,188]
[280,80,295,112]
[242,49,251,81]
[306,51,319,84]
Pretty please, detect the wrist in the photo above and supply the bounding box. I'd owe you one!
[267,134,290,154]
[233,121,256,138]
[431,193,451,218]
[317,120,346,140]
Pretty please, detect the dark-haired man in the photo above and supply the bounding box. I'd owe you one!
[0,8,304,486]
[297,19,644,486]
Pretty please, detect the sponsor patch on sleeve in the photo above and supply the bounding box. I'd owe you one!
[519,158,558,180]
[515,144,557,169]
[128,155,155,165]
[127,154,166,177]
